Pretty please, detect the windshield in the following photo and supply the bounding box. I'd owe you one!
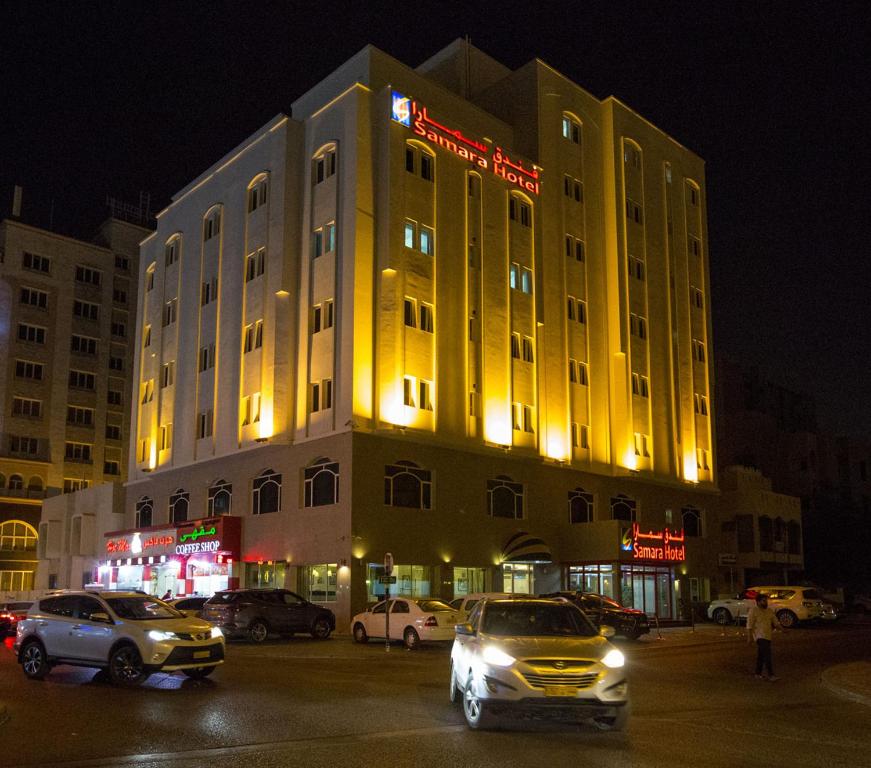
[416,600,454,612]
[106,596,184,620]
[482,602,598,637]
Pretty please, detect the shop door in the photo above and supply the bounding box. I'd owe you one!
[656,572,672,619]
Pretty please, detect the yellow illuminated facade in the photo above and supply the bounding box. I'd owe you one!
[125,41,720,625]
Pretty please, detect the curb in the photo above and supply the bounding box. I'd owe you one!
[820,663,871,707]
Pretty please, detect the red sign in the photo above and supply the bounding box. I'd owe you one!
[105,533,175,555]
[394,93,541,196]
[628,523,686,562]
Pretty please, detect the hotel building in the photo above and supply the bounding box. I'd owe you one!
[101,41,719,626]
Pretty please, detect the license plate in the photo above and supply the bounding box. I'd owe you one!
[544,685,578,697]
[193,650,210,659]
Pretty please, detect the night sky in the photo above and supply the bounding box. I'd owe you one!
[2,2,868,435]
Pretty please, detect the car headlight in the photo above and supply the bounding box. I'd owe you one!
[210,626,223,639]
[482,645,516,667]
[601,648,625,669]
[148,630,177,642]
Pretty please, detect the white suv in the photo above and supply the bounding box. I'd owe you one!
[15,591,225,686]
[707,586,824,628]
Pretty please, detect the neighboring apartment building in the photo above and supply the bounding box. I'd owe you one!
[0,213,147,593]
[94,40,720,625]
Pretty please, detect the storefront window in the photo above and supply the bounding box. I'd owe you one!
[453,567,485,597]
[188,559,229,596]
[566,565,615,598]
[502,563,533,594]
[366,563,431,602]
[620,564,675,619]
[300,563,337,602]
[245,560,286,589]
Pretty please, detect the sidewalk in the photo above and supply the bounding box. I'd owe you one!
[821,662,871,706]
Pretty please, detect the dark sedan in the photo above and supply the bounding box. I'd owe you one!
[542,592,650,639]
[201,589,335,643]
[0,602,33,637]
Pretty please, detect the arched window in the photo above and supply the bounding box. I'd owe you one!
[384,461,432,510]
[610,494,637,523]
[208,480,232,516]
[758,516,773,551]
[405,140,435,182]
[487,476,524,519]
[509,193,532,228]
[28,476,43,491]
[685,179,700,207]
[135,497,153,528]
[561,112,581,144]
[169,489,189,524]
[313,143,337,185]
[681,506,703,537]
[0,520,38,551]
[164,236,181,267]
[787,520,802,555]
[247,173,269,213]
[203,206,222,242]
[304,458,339,507]
[9,475,23,491]
[253,469,281,514]
[568,488,594,524]
[623,139,642,169]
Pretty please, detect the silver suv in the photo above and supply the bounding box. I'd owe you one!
[450,598,629,730]
[15,591,225,686]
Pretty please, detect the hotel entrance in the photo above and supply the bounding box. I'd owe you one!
[620,565,675,619]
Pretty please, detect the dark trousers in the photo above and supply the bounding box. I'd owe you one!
[755,639,774,676]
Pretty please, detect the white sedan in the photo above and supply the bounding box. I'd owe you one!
[351,598,459,649]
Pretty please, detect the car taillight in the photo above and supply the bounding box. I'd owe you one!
[424,616,438,627]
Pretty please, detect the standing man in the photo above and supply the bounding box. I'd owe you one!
[747,593,780,681]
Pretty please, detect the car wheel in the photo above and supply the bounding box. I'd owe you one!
[248,619,269,643]
[777,610,798,629]
[21,640,50,680]
[183,666,215,679]
[311,617,332,640]
[592,705,629,732]
[449,663,462,705]
[108,645,149,687]
[463,674,497,729]
[712,608,732,625]
[403,627,420,650]
[352,623,368,644]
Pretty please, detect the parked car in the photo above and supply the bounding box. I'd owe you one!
[707,586,824,628]
[542,592,650,640]
[14,591,224,686]
[819,601,841,622]
[449,593,517,620]
[0,601,33,637]
[351,598,459,649]
[450,597,629,730]
[201,589,335,643]
[168,597,209,619]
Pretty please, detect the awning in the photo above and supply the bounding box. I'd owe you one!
[501,531,553,563]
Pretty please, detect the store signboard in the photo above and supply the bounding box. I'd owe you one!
[105,530,176,557]
[622,523,686,562]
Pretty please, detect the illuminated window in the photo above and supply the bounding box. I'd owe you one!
[632,373,649,398]
[691,286,704,309]
[384,461,432,510]
[561,114,581,144]
[162,298,177,327]
[509,262,519,290]
[629,255,645,280]
[248,176,268,213]
[563,175,583,202]
[521,336,534,363]
[197,409,214,439]
[165,237,180,266]
[325,222,336,253]
[18,323,46,344]
[159,424,173,451]
[521,267,532,294]
[692,339,706,363]
[634,432,650,457]
[694,393,708,415]
[404,220,416,249]
[208,480,232,516]
[169,489,189,524]
[420,225,434,256]
[203,208,221,242]
[199,344,215,371]
[487,476,524,519]
[313,146,337,184]
[75,265,102,287]
[0,520,38,551]
[569,488,594,523]
[682,507,703,537]
[565,234,584,262]
[403,298,416,328]
[20,286,48,309]
[135,496,153,527]
[610,494,637,522]
[304,458,339,507]
[418,379,433,411]
[630,313,648,339]
[625,198,643,224]
[509,196,531,227]
[419,303,434,333]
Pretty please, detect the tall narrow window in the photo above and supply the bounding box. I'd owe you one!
[248,176,268,212]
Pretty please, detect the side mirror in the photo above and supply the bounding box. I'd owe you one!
[90,612,112,624]
[455,622,476,636]
[599,625,616,638]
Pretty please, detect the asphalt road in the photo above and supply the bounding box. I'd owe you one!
[2,624,870,768]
